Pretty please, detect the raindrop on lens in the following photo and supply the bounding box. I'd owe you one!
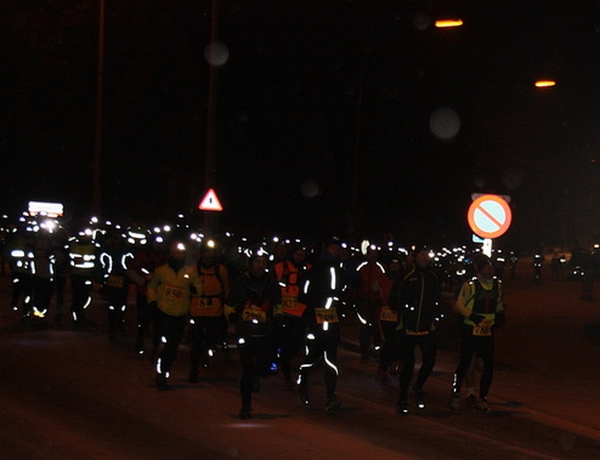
[429,107,461,140]
[413,12,432,31]
[204,41,229,66]
[301,179,320,198]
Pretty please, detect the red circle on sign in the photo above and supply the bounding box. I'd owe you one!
[467,194,512,239]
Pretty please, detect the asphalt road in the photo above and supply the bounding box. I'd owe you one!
[1,262,600,459]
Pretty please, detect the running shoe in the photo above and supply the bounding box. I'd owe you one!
[466,394,477,409]
[155,373,169,391]
[476,397,491,412]
[325,396,341,413]
[412,387,425,410]
[397,399,409,415]
[450,393,461,412]
[298,382,310,405]
[239,406,252,420]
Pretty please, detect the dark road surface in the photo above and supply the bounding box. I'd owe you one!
[1,262,600,459]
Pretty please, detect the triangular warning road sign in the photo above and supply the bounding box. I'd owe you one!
[198,188,223,212]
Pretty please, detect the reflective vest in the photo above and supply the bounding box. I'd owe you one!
[274,260,308,317]
[189,264,229,317]
[6,234,33,275]
[69,240,98,276]
[100,248,134,289]
[31,234,55,280]
[462,277,502,326]
[356,261,386,304]
[147,263,203,317]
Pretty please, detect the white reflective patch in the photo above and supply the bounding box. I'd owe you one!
[323,351,339,375]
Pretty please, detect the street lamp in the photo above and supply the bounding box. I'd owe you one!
[435,19,464,28]
[534,80,556,88]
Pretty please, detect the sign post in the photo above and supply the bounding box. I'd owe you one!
[467,194,512,257]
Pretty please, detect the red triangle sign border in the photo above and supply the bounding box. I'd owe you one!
[198,188,223,212]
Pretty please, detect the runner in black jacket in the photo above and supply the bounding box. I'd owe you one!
[297,238,348,413]
[389,249,441,414]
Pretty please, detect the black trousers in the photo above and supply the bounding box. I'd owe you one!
[189,315,226,371]
[398,331,437,399]
[70,274,93,322]
[104,284,129,334]
[298,326,341,399]
[11,272,33,314]
[378,320,402,371]
[135,293,160,348]
[453,325,495,399]
[276,315,305,379]
[155,311,187,377]
[32,276,54,316]
[358,300,381,356]
[238,335,273,407]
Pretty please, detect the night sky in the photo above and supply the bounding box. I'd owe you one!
[1,0,599,250]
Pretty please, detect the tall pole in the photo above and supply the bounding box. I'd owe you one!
[93,0,105,217]
[349,53,365,239]
[205,0,219,191]
[203,0,219,235]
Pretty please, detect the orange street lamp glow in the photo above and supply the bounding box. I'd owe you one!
[435,19,464,28]
[535,80,556,88]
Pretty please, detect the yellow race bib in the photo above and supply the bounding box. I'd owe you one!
[380,305,398,322]
[242,304,267,323]
[472,318,493,336]
[314,308,339,324]
[282,294,307,317]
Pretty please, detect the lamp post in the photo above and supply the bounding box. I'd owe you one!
[92,0,105,217]
[203,0,220,236]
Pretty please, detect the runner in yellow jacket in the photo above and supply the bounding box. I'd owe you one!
[147,240,203,390]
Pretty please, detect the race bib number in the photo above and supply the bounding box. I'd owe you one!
[164,284,185,300]
[282,294,306,317]
[473,318,493,336]
[106,275,124,288]
[197,297,213,309]
[380,305,398,322]
[242,304,267,323]
[282,294,298,311]
[314,308,339,324]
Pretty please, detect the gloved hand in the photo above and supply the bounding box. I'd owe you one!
[469,313,485,325]
[494,310,506,327]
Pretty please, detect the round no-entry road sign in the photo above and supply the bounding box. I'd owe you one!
[467,194,512,239]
